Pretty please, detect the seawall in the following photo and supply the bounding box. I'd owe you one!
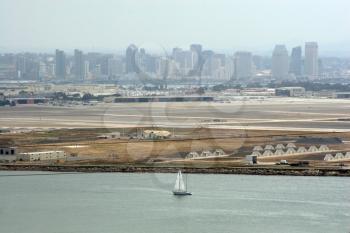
[1,164,350,176]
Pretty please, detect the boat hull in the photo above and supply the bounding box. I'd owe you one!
[173,191,192,196]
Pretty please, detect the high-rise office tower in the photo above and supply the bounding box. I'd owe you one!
[16,55,27,79]
[289,46,302,76]
[74,49,84,80]
[190,44,202,55]
[252,55,263,71]
[125,44,139,73]
[304,42,319,78]
[84,61,89,79]
[234,51,252,80]
[190,44,202,74]
[173,48,198,76]
[107,57,124,76]
[272,45,289,79]
[100,55,113,76]
[55,49,66,79]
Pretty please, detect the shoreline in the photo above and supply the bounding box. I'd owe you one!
[1,164,350,177]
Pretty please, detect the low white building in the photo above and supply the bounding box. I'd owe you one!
[0,147,17,162]
[0,147,17,156]
[17,151,66,162]
[142,130,171,140]
[246,155,257,165]
[275,144,285,150]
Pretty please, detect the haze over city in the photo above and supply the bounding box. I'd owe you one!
[1,0,350,55]
[1,1,350,233]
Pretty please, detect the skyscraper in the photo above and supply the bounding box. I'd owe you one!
[289,46,302,76]
[190,44,202,55]
[234,51,252,80]
[74,49,84,80]
[84,61,89,79]
[272,45,289,79]
[304,42,319,78]
[125,44,139,73]
[190,44,202,75]
[16,55,27,79]
[100,55,113,76]
[55,49,66,79]
[173,48,198,76]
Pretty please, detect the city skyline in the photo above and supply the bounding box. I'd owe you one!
[3,42,340,82]
[1,0,350,56]
[0,42,332,57]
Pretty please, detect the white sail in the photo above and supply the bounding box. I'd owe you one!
[173,171,186,192]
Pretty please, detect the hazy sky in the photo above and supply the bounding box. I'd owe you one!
[1,0,350,55]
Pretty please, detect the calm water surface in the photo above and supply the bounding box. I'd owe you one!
[0,171,349,233]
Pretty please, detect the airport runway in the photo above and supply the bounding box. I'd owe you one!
[1,98,350,132]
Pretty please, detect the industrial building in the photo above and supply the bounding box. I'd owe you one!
[297,147,307,153]
[324,154,334,161]
[308,146,318,152]
[335,92,350,99]
[0,147,17,162]
[250,144,330,158]
[245,155,258,165]
[142,130,171,140]
[186,149,227,160]
[97,132,121,139]
[17,151,66,161]
[324,152,350,161]
[335,153,344,160]
[0,147,17,155]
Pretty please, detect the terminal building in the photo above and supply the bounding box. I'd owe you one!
[9,97,48,105]
[114,96,214,103]
[275,87,305,97]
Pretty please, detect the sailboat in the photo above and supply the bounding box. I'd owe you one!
[173,170,192,196]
